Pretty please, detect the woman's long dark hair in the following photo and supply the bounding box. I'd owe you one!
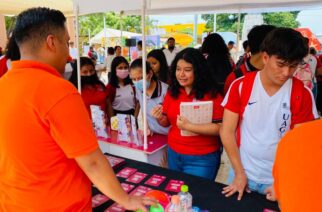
[69,57,105,89]
[108,56,132,88]
[169,48,219,99]
[147,49,169,83]
[202,33,232,92]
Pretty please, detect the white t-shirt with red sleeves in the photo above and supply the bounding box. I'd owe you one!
[222,72,318,184]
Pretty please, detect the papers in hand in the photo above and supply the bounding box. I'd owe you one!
[90,105,109,140]
[180,101,213,136]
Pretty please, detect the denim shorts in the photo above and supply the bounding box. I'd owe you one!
[167,147,221,181]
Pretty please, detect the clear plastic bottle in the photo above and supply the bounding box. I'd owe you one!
[165,195,181,212]
[178,185,193,212]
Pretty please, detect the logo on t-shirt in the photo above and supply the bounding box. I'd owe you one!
[248,101,257,105]
[279,103,290,137]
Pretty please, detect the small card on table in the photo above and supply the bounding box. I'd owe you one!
[126,172,148,184]
[121,183,135,193]
[165,180,185,192]
[144,174,166,187]
[116,167,137,178]
[129,185,152,196]
[92,194,109,208]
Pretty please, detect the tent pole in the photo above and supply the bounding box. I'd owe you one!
[142,0,148,151]
[193,14,198,46]
[213,13,217,32]
[237,11,241,57]
[74,4,81,94]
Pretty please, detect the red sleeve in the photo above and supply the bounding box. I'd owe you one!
[0,56,8,78]
[212,93,224,122]
[221,78,242,114]
[224,71,236,95]
[162,91,171,115]
[293,86,317,125]
[316,56,322,69]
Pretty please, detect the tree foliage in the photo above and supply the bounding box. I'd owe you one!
[201,11,299,34]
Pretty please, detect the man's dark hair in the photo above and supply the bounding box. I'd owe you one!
[260,27,308,65]
[114,45,121,52]
[5,33,20,61]
[247,25,276,54]
[137,40,142,46]
[242,40,249,51]
[169,48,219,99]
[228,41,235,45]
[109,56,132,88]
[107,47,115,55]
[14,7,66,49]
[167,37,175,42]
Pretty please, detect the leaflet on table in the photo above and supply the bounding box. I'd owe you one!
[116,114,142,146]
[90,105,109,140]
[179,101,213,136]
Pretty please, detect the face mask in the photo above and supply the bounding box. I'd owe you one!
[81,74,98,86]
[168,46,175,51]
[116,69,129,79]
[133,79,150,92]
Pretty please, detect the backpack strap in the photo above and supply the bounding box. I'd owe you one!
[131,84,137,109]
[237,71,257,147]
[290,77,304,129]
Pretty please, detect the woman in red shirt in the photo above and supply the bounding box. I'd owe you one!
[151,48,224,181]
[69,57,108,121]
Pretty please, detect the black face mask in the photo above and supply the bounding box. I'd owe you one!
[81,74,98,86]
[168,46,175,50]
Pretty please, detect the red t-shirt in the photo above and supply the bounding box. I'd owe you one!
[81,84,108,118]
[0,56,8,78]
[162,89,223,155]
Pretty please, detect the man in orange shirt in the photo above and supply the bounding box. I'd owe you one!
[0,7,154,211]
[273,119,322,211]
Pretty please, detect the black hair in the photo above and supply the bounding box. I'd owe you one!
[69,57,105,89]
[14,7,66,49]
[137,41,142,46]
[242,40,249,51]
[247,24,276,54]
[147,49,169,83]
[130,58,157,82]
[5,33,20,61]
[260,27,309,65]
[167,37,175,42]
[309,47,317,55]
[228,41,235,45]
[201,33,232,93]
[114,45,121,52]
[108,56,132,88]
[107,47,115,55]
[169,48,219,99]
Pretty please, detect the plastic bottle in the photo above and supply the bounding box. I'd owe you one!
[165,195,181,212]
[178,185,193,212]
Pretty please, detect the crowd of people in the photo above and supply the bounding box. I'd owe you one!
[1,6,322,211]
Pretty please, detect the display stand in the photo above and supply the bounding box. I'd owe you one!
[98,130,167,166]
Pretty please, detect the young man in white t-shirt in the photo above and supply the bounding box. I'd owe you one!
[220,28,318,201]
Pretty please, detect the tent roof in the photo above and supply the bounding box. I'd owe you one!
[0,0,73,16]
[90,28,141,44]
[74,0,322,15]
[1,0,322,16]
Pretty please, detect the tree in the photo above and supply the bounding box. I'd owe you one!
[263,12,299,28]
[202,11,299,35]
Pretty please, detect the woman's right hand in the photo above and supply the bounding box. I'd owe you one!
[150,105,163,120]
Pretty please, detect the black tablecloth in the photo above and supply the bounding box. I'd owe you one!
[92,154,280,212]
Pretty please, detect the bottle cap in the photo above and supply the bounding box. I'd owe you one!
[149,203,164,212]
[171,195,180,204]
[181,185,189,192]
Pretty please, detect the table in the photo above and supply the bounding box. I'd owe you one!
[92,154,280,212]
[98,131,167,166]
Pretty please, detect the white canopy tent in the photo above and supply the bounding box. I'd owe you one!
[72,0,322,151]
[89,28,141,44]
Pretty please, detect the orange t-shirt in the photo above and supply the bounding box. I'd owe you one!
[273,119,322,212]
[0,61,99,211]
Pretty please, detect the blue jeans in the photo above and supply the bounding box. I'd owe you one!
[168,147,221,181]
[227,168,271,195]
